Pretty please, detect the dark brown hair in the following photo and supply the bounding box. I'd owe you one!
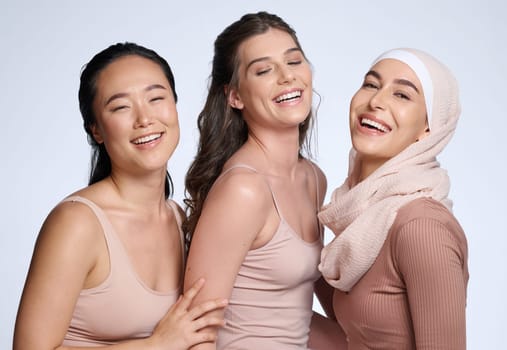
[184,12,314,243]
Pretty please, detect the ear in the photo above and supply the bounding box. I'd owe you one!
[227,87,244,110]
[416,122,430,142]
[90,124,104,144]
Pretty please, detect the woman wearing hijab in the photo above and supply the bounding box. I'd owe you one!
[319,48,469,349]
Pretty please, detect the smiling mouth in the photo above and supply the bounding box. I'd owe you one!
[360,117,391,133]
[132,133,162,145]
[275,90,302,103]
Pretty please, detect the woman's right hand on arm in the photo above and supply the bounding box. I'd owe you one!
[14,200,227,350]
[147,278,227,350]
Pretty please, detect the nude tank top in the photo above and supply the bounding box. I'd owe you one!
[61,196,183,346]
[216,163,323,350]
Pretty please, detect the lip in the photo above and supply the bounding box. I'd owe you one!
[273,88,304,105]
[131,132,164,146]
[356,113,392,134]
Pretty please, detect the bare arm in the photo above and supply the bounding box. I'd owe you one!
[396,218,468,350]
[308,312,348,350]
[14,201,105,349]
[307,162,349,349]
[184,171,272,350]
[314,276,336,320]
[13,201,227,350]
[312,162,334,319]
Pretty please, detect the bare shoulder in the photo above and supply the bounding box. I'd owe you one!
[207,166,272,210]
[198,165,275,245]
[167,199,185,220]
[37,198,104,256]
[188,166,273,266]
[302,158,327,203]
[14,197,105,347]
[306,159,326,181]
[304,158,326,179]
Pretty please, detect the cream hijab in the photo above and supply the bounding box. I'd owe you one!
[318,48,461,291]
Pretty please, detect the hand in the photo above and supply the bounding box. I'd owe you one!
[148,278,227,350]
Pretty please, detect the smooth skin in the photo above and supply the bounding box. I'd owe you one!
[349,58,429,184]
[14,55,226,350]
[184,28,338,350]
[327,57,466,349]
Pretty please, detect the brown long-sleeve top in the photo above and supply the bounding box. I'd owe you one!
[333,197,469,350]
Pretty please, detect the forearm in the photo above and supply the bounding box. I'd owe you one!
[189,342,216,350]
[14,337,155,350]
[55,338,155,350]
[308,312,347,350]
[314,276,336,320]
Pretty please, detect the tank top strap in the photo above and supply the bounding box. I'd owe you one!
[305,159,320,211]
[166,199,186,268]
[304,159,323,240]
[220,164,283,220]
[61,195,115,240]
[60,195,118,267]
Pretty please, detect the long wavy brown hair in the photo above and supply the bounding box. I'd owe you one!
[183,11,315,245]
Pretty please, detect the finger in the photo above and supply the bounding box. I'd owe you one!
[188,298,228,320]
[178,277,205,311]
[189,329,218,346]
[192,315,226,332]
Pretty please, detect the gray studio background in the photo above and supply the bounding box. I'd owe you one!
[1,1,505,348]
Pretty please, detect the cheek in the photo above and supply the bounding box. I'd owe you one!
[408,108,428,135]
[168,107,179,125]
[349,94,361,122]
[93,115,119,143]
[171,117,180,137]
[349,90,364,110]
[302,67,313,86]
[158,103,178,122]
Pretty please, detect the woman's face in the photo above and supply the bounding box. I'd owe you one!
[349,58,428,168]
[228,28,312,132]
[91,55,179,174]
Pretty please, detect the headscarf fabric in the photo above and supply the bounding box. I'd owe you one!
[318,48,461,291]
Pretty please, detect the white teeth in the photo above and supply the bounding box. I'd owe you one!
[275,90,301,103]
[133,133,161,144]
[361,118,390,132]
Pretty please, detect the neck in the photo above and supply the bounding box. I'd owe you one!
[350,155,387,187]
[107,168,167,211]
[246,128,302,177]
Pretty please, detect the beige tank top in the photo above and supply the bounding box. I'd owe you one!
[61,196,183,346]
[216,164,323,349]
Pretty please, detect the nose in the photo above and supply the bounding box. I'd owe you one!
[277,65,295,84]
[133,103,152,128]
[368,88,387,110]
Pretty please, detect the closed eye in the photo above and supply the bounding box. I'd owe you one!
[256,68,271,76]
[150,96,165,102]
[362,82,378,89]
[394,92,410,100]
[111,105,129,112]
[288,60,302,65]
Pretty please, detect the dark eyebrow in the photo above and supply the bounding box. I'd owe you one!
[365,70,381,80]
[104,93,127,106]
[246,47,302,70]
[104,84,167,106]
[365,70,420,93]
[146,83,167,92]
[394,78,419,93]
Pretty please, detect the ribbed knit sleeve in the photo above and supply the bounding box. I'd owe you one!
[394,217,468,350]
